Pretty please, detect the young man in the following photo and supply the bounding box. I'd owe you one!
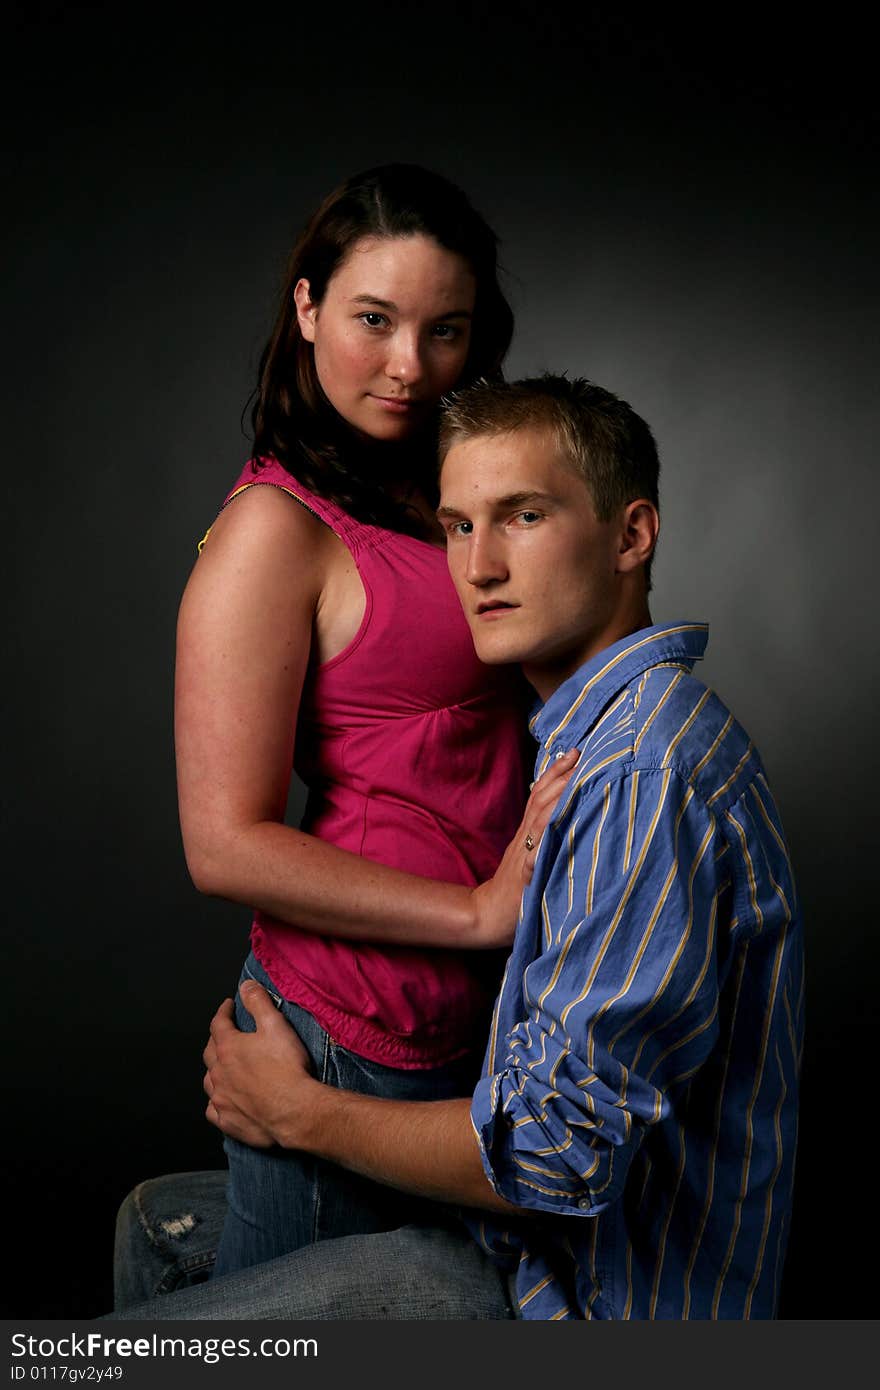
[112,376,802,1320]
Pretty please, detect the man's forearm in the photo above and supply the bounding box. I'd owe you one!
[276,1083,518,1214]
[204,987,522,1216]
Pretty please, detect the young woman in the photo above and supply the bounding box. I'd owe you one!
[174,163,575,1280]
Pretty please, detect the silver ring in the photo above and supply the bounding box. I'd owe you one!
[524,833,535,852]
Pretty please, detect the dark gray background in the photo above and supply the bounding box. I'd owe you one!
[4,4,876,1317]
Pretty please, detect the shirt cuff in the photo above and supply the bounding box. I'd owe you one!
[470,1071,599,1217]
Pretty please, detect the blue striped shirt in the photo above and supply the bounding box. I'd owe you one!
[468,623,803,1319]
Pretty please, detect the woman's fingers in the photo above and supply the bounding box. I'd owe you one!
[470,748,581,946]
[523,749,579,848]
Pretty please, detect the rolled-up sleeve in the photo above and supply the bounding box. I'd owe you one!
[472,767,726,1215]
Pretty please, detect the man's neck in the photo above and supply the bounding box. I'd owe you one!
[524,606,653,704]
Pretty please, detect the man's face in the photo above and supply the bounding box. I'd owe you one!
[438,428,626,698]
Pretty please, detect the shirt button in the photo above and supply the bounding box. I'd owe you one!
[577,1198,590,1210]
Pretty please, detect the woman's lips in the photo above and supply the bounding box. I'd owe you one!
[370,395,418,414]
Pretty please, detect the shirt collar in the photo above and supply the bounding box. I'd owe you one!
[529,621,709,754]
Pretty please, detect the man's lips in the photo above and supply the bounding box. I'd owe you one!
[476,600,519,617]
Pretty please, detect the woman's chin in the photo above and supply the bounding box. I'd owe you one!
[353,416,428,448]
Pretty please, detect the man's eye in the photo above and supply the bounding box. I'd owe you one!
[517,511,542,525]
[359,312,388,329]
[448,520,473,537]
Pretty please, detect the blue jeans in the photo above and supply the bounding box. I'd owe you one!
[211,952,481,1277]
[110,1171,514,1318]
[113,1170,229,1306]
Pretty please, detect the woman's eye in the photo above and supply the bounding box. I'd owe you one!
[359,312,389,329]
[432,323,460,340]
[448,520,473,537]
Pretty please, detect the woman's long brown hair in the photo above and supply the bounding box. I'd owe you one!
[247,163,514,535]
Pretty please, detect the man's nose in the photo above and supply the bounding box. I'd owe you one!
[466,529,508,586]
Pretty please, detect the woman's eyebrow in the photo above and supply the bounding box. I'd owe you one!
[350,294,397,309]
[348,294,473,319]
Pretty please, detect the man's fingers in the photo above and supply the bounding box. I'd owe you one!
[209,998,236,1039]
[238,981,279,1026]
[207,984,277,1055]
[205,1098,273,1148]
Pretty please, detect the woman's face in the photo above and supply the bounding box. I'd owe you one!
[295,234,476,442]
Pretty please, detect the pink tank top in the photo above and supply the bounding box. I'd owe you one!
[220,458,530,1068]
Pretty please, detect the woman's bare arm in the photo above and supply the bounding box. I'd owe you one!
[175,484,574,950]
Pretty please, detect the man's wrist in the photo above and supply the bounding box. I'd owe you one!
[271,1074,332,1152]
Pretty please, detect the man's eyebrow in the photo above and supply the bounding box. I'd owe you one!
[349,294,473,318]
[494,490,555,507]
[436,490,555,519]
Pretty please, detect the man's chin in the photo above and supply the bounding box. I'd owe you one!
[470,635,532,668]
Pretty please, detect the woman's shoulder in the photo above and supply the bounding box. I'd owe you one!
[220,455,311,511]
[197,459,337,576]
[221,456,363,543]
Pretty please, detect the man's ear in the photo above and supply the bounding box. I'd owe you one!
[293,278,318,343]
[616,500,659,574]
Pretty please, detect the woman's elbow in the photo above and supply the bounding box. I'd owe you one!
[181,835,233,899]
[180,814,281,902]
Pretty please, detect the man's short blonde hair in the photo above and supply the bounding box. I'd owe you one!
[439,373,660,523]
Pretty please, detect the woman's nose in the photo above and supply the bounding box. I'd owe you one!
[385,331,425,388]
